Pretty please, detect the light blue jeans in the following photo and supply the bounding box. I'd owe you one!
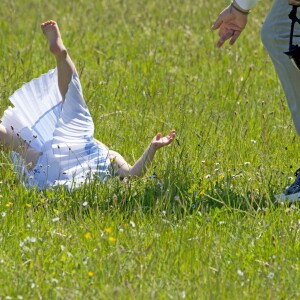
[261,0,300,134]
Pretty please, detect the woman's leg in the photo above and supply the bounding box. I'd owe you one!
[0,21,76,169]
[41,20,76,100]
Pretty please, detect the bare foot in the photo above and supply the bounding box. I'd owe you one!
[41,20,67,58]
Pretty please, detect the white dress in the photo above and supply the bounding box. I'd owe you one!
[1,68,111,190]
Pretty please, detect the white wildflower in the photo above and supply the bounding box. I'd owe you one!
[174,195,180,201]
[27,237,36,243]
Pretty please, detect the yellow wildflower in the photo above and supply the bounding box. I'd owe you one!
[85,232,92,239]
[105,227,113,234]
[88,271,94,277]
[108,236,116,243]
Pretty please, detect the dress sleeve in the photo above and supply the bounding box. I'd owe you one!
[235,0,258,10]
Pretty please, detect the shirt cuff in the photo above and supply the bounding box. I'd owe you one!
[234,0,258,10]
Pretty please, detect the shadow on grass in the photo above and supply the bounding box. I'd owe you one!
[69,175,278,218]
[12,171,290,222]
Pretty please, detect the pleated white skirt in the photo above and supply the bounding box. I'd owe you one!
[1,68,111,190]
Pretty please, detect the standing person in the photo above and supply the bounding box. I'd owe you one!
[212,0,300,201]
[0,20,176,190]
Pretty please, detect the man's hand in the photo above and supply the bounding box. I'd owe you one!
[212,4,248,48]
[288,0,300,6]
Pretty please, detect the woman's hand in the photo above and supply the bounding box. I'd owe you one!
[150,130,176,150]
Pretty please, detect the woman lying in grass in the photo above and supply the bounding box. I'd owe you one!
[0,20,175,190]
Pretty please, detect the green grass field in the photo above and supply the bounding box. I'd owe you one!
[0,0,300,299]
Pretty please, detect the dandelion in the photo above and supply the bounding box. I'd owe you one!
[85,232,92,239]
[108,236,116,243]
[88,271,94,277]
[267,272,274,279]
[205,174,211,179]
[5,202,13,207]
[1,212,6,217]
[105,227,113,234]
[25,204,32,208]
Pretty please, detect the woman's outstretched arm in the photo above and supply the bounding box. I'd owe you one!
[109,130,176,178]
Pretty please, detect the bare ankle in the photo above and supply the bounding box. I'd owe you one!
[54,48,68,61]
